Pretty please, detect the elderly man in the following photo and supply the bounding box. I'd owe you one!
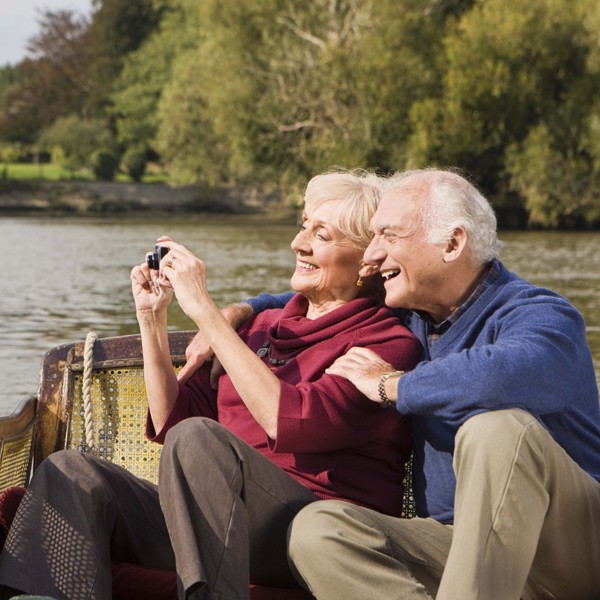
[252,169,600,600]
[181,168,600,599]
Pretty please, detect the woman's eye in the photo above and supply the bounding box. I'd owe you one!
[316,228,331,241]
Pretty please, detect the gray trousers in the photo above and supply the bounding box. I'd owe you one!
[0,417,317,600]
[289,409,600,600]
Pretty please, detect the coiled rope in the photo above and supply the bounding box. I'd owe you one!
[82,331,97,452]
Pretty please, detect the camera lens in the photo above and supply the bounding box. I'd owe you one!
[146,252,159,270]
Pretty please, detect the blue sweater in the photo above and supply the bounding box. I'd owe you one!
[246,261,600,523]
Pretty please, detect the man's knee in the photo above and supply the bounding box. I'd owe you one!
[456,408,539,451]
[288,500,352,561]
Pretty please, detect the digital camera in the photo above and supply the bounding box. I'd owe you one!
[146,245,169,270]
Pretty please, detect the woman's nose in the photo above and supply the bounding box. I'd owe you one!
[291,230,309,253]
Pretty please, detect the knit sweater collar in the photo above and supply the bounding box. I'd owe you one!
[266,294,380,358]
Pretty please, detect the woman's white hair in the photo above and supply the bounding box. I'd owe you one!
[304,169,381,250]
[381,168,502,264]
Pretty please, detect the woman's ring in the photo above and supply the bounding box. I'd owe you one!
[167,256,176,268]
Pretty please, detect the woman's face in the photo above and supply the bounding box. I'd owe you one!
[290,199,365,312]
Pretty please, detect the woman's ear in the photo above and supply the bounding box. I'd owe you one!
[359,264,380,279]
[443,227,468,263]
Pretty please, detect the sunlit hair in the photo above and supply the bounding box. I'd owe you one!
[381,168,502,264]
[303,169,381,250]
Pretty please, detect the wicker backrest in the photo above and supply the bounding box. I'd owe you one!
[0,397,36,492]
[34,331,195,481]
[68,364,163,482]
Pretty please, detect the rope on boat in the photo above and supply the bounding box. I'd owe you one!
[83,331,97,452]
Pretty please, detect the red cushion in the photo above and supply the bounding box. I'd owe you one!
[111,566,314,599]
[250,585,314,599]
[111,561,177,600]
[0,486,26,530]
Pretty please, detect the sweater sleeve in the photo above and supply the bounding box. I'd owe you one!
[245,292,294,313]
[273,331,420,454]
[146,364,219,444]
[396,290,597,427]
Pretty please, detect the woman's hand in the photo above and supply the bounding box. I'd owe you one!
[130,261,173,312]
[154,236,212,322]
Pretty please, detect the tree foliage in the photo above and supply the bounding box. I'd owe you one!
[38,115,118,171]
[2,0,600,226]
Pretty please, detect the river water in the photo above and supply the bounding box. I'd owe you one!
[1,217,599,416]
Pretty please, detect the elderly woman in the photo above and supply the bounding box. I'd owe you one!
[0,171,419,599]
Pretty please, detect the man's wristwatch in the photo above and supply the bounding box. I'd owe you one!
[378,371,404,409]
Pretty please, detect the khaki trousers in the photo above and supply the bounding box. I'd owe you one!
[288,409,600,600]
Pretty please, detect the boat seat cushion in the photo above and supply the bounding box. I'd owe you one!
[0,486,25,532]
[0,486,313,599]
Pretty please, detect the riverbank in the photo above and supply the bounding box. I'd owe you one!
[0,180,298,221]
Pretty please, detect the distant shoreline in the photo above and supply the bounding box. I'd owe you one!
[0,180,298,222]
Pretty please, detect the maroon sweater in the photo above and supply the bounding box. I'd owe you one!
[148,295,420,516]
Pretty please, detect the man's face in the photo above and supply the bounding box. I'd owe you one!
[365,187,448,318]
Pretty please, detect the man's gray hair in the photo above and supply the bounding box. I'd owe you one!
[382,168,502,264]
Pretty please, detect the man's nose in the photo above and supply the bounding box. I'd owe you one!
[363,235,386,265]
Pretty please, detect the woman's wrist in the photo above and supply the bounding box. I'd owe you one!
[136,307,168,324]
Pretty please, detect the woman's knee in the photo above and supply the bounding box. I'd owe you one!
[35,449,103,483]
[160,417,237,478]
[163,417,226,454]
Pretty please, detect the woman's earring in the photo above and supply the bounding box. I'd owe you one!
[356,276,364,287]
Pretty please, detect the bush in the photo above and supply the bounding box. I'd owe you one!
[123,148,147,182]
[38,116,119,171]
[90,149,120,181]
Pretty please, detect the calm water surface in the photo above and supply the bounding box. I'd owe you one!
[1,218,599,416]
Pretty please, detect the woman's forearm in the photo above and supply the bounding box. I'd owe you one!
[190,299,282,438]
[137,308,180,433]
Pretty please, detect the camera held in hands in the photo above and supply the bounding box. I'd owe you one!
[146,245,169,270]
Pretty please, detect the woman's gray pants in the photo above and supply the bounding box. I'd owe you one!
[0,417,317,600]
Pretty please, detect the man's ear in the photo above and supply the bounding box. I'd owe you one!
[443,227,468,263]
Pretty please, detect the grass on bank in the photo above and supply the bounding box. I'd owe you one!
[1,162,168,183]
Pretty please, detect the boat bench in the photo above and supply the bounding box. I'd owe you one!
[0,332,415,599]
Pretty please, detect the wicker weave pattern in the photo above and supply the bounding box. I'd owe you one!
[68,367,162,483]
[0,424,34,491]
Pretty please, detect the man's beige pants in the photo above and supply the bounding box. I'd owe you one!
[288,409,600,599]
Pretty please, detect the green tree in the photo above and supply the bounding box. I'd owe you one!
[38,115,118,172]
[405,0,600,226]
[0,10,91,145]
[84,0,164,115]
[90,148,120,180]
[153,0,457,188]
[506,124,600,227]
[123,147,147,182]
[111,0,194,152]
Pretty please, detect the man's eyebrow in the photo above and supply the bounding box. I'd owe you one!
[371,224,395,234]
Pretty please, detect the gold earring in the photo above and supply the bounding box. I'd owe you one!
[356,276,364,287]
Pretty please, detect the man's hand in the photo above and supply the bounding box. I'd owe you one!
[326,347,395,403]
[177,302,254,385]
[177,330,216,384]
